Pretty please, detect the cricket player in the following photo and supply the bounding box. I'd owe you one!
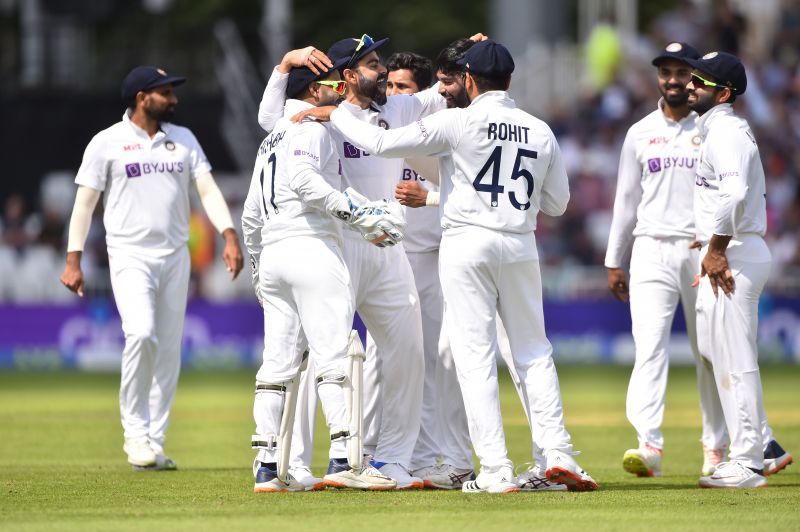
[605,42,729,478]
[242,62,403,492]
[258,34,449,489]
[686,51,792,488]
[60,66,244,470]
[296,40,598,493]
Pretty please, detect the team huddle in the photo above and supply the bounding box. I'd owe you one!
[60,31,793,493]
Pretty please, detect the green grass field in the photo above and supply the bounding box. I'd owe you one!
[1,366,798,531]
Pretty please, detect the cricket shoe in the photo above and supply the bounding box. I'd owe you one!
[123,437,157,468]
[372,461,424,490]
[545,450,598,491]
[515,463,567,491]
[699,461,767,489]
[413,464,475,490]
[288,465,326,491]
[323,458,396,490]
[462,466,519,494]
[622,444,662,477]
[253,463,305,493]
[763,440,793,476]
[701,445,726,476]
[133,454,177,472]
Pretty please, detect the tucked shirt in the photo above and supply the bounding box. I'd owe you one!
[604,100,700,268]
[74,111,211,257]
[693,103,767,244]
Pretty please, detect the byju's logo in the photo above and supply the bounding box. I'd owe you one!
[343,142,361,159]
[647,158,662,173]
[125,163,142,178]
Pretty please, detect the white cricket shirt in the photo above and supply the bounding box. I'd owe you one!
[330,91,570,235]
[400,164,442,253]
[694,103,767,244]
[74,111,211,258]
[241,99,344,251]
[604,100,701,268]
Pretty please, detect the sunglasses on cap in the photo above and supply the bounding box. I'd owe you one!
[316,80,347,95]
[345,34,375,70]
[691,72,732,91]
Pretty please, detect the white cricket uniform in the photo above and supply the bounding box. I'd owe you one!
[330,91,574,472]
[604,100,726,451]
[258,69,445,468]
[693,103,772,471]
[75,111,210,450]
[241,99,354,463]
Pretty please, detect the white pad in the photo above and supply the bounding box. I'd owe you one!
[344,330,366,471]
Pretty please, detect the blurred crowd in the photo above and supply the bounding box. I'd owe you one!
[2,0,799,303]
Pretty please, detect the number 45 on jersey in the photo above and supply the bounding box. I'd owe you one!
[473,146,537,210]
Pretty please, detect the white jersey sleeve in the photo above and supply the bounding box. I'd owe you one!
[706,129,757,237]
[286,122,349,215]
[258,67,289,132]
[74,133,110,191]
[330,106,461,159]
[604,129,643,268]
[186,130,212,178]
[539,133,570,217]
[241,160,266,258]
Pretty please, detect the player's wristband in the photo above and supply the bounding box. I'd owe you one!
[425,191,440,207]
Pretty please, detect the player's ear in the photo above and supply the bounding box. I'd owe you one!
[342,68,357,85]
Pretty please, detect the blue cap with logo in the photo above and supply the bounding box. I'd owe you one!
[456,39,515,77]
[651,41,700,66]
[121,66,186,104]
[684,51,747,94]
[327,34,390,73]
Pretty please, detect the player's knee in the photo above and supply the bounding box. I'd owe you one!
[125,330,157,353]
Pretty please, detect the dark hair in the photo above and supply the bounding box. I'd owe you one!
[386,52,433,89]
[470,73,511,92]
[435,38,475,76]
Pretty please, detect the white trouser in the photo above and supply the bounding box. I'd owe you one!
[344,231,424,467]
[439,227,573,472]
[627,236,726,450]
[253,236,352,463]
[404,250,473,471]
[696,235,771,470]
[110,246,189,449]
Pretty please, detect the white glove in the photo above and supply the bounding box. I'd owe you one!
[341,188,406,247]
[249,254,264,307]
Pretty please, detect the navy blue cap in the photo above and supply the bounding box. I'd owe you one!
[651,41,700,66]
[121,66,186,104]
[456,39,515,77]
[684,51,747,94]
[286,50,351,99]
[327,35,389,72]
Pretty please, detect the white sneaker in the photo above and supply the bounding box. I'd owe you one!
[288,466,325,491]
[123,438,157,467]
[374,462,423,490]
[763,440,793,476]
[253,464,305,493]
[324,460,397,491]
[462,467,519,494]
[545,450,598,491]
[133,454,177,472]
[702,445,726,476]
[515,464,567,491]
[699,461,767,489]
[413,464,475,490]
[623,445,662,477]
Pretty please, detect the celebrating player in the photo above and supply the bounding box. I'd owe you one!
[242,60,404,492]
[605,42,729,477]
[60,66,244,470]
[686,51,792,488]
[296,40,598,493]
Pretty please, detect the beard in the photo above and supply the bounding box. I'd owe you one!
[687,90,716,116]
[357,71,387,105]
[445,87,470,109]
[661,84,689,108]
[145,104,176,123]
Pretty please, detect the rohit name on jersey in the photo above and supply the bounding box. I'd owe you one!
[488,122,530,143]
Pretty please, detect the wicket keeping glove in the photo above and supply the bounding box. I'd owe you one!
[339,188,406,247]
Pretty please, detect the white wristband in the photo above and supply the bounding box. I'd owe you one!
[425,191,440,207]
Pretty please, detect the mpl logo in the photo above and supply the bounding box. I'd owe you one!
[125,163,142,178]
[647,158,662,173]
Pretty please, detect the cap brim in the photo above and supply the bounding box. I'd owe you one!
[147,75,187,91]
[651,54,692,66]
[681,57,708,72]
[349,37,389,67]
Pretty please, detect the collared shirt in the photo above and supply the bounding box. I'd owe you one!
[694,103,767,243]
[330,91,570,237]
[74,111,211,257]
[604,99,700,268]
[241,99,344,252]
